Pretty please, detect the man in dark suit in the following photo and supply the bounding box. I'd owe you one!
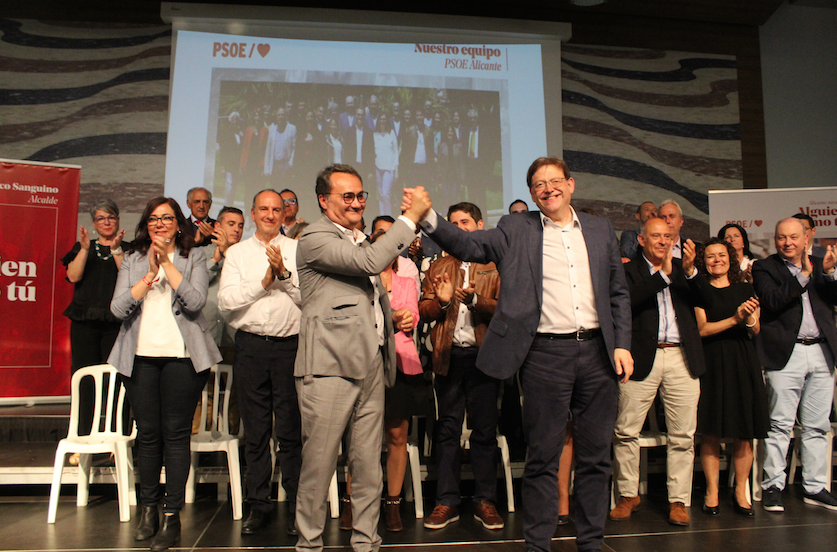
[186,187,215,247]
[344,107,375,181]
[754,217,837,512]
[405,157,633,552]
[620,201,657,260]
[611,217,711,526]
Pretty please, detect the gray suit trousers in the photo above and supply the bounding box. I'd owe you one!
[294,351,385,552]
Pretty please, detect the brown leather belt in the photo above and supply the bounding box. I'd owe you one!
[657,342,680,349]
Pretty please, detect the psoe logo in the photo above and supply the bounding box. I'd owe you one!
[212,42,271,58]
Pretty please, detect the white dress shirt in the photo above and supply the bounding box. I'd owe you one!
[452,261,478,347]
[218,234,301,337]
[537,209,599,334]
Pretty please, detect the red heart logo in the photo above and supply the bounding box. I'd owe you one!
[754,220,762,227]
[257,44,270,58]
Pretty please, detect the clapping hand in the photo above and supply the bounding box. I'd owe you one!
[734,297,760,324]
[392,309,415,332]
[681,239,697,275]
[78,226,91,250]
[430,272,454,304]
[195,220,214,244]
[455,279,476,305]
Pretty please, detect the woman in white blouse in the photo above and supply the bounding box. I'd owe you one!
[373,113,399,216]
[109,197,221,552]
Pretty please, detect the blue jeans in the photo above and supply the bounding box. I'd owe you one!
[762,343,834,494]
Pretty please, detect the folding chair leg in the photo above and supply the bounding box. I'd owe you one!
[498,436,515,512]
[406,443,423,518]
[113,446,131,522]
[275,466,287,503]
[127,451,137,507]
[185,451,198,504]
[328,470,340,518]
[77,454,92,507]
[47,446,67,523]
[227,445,243,520]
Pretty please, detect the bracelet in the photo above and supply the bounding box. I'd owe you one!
[142,276,153,287]
[744,316,756,328]
[111,246,123,255]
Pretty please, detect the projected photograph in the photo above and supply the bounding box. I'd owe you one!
[208,80,503,219]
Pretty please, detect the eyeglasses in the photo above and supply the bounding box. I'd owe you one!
[93,216,118,224]
[327,191,369,204]
[147,215,176,225]
[283,199,298,206]
[532,178,567,192]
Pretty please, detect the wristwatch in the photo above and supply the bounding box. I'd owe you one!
[278,269,292,281]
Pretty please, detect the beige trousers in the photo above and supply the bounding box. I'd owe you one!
[613,346,700,504]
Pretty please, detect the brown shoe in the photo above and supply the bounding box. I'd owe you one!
[609,495,641,521]
[338,496,352,531]
[423,504,460,529]
[384,496,403,532]
[474,500,504,529]
[669,502,690,526]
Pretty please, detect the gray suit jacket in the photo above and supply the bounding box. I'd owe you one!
[428,209,632,380]
[108,247,222,377]
[295,215,416,387]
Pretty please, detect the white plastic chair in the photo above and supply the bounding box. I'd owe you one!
[184,364,243,520]
[402,416,429,518]
[273,436,340,518]
[48,364,136,523]
[611,398,667,508]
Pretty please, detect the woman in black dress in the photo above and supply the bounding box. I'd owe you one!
[695,238,768,517]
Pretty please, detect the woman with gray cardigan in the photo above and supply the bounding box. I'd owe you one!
[109,197,221,552]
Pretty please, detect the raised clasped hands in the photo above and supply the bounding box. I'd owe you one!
[266,243,286,279]
[401,186,432,224]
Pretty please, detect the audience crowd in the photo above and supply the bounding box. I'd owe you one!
[63,157,837,552]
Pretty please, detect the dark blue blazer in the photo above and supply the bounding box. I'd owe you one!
[753,254,837,371]
[428,209,632,380]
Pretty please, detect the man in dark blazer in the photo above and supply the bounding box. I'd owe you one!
[754,217,837,512]
[406,157,633,552]
[186,187,216,247]
[294,164,425,551]
[343,107,375,181]
[611,217,710,526]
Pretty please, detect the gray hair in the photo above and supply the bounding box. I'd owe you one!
[659,199,683,217]
[186,187,212,202]
[89,199,119,219]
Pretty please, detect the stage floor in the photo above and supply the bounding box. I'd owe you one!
[3,480,836,552]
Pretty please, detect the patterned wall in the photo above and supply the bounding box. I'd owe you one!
[1,22,741,241]
[561,44,742,241]
[0,19,170,233]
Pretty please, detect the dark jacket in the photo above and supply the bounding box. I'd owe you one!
[623,253,713,380]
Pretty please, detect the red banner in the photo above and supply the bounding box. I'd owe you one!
[0,159,80,400]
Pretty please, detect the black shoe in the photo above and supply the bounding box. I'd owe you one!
[762,486,784,513]
[802,489,837,511]
[732,495,754,517]
[150,513,181,552]
[134,505,160,541]
[241,509,268,535]
[702,502,720,516]
[286,508,298,536]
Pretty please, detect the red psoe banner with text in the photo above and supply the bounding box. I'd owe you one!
[0,159,80,400]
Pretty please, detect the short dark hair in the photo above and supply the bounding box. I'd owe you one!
[508,199,528,213]
[315,164,363,212]
[370,215,395,236]
[792,213,816,228]
[217,206,243,224]
[696,237,744,285]
[279,188,297,199]
[129,197,193,258]
[526,157,571,188]
[447,202,482,223]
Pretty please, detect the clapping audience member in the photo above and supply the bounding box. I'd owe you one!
[420,203,503,531]
[62,199,126,459]
[186,187,215,247]
[109,198,221,552]
[754,218,837,512]
[792,213,828,258]
[694,238,768,517]
[620,201,657,261]
[718,223,755,281]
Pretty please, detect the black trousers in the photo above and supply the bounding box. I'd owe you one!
[69,319,120,435]
[520,335,618,552]
[123,357,208,512]
[433,346,500,507]
[234,330,302,512]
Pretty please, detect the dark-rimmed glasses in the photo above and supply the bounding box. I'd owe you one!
[147,215,176,225]
[327,191,369,204]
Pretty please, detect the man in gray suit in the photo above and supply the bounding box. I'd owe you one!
[293,164,425,552]
[404,157,633,552]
